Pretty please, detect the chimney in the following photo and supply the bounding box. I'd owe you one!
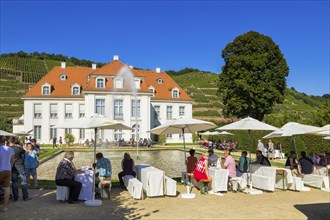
[61,62,66,69]
[129,65,133,69]
[113,55,119,61]
[92,63,97,70]
[156,67,161,73]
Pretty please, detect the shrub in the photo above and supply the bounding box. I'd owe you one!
[64,133,75,145]
[193,110,220,116]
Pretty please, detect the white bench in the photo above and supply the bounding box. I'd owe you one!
[123,175,143,200]
[56,186,69,201]
[302,174,330,190]
[289,176,307,191]
[164,176,177,196]
[251,174,275,192]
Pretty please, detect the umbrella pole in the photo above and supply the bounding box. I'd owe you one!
[293,136,298,160]
[136,118,139,159]
[248,129,253,191]
[182,128,187,172]
[93,128,97,200]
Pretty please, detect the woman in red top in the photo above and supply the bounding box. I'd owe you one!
[193,152,210,182]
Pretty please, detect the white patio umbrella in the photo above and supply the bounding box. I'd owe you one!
[14,130,33,137]
[148,118,217,165]
[263,122,320,159]
[148,118,217,199]
[0,130,15,136]
[323,136,330,140]
[53,114,112,129]
[216,117,279,195]
[217,131,234,136]
[54,115,131,207]
[201,131,214,135]
[306,124,330,136]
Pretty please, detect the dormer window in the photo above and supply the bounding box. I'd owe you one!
[60,74,67,80]
[149,86,155,97]
[42,86,50,95]
[172,89,179,98]
[72,87,79,95]
[96,77,105,88]
[41,83,51,95]
[114,78,123,89]
[134,79,140,89]
[157,78,163,84]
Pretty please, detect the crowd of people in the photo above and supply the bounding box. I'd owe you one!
[200,139,238,151]
[187,140,330,193]
[0,136,41,212]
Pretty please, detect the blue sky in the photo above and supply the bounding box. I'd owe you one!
[1,0,329,96]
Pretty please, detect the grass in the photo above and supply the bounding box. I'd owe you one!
[39,149,60,160]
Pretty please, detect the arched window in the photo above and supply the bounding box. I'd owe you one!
[172,89,179,98]
[150,88,155,96]
[131,124,140,140]
[72,86,79,95]
[114,78,123,89]
[149,86,155,96]
[42,86,50,95]
[96,78,105,88]
[134,79,140,89]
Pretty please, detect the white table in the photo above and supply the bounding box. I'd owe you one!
[274,167,293,190]
[274,150,284,159]
[208,168,229,192]
[141,166,164,197]
[75,170,93,201]
[135,164,150,181]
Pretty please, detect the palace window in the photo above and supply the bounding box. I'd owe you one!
[96,78,105,88]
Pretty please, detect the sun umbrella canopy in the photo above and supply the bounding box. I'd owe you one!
[263,122,320,138]
[201,131,214,135]
[148,118,217,135]
[263,130,283,139]
[217,131,234,135]
[92,122,132,130]
[14,130,33,136]
[53,115,113,129]
[216,117,278,131]
[0,130,15,136]
[306,124,330,136]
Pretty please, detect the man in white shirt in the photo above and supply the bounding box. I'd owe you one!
[0,138,15,212]
[257,140,267,157]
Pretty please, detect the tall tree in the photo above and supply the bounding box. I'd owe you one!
[218,31,289,120]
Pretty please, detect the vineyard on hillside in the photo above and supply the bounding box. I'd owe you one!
[0,56,74,83]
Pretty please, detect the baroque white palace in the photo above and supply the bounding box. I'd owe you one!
[13,56,193,144]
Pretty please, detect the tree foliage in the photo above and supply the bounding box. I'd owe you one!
[218,31,289,120]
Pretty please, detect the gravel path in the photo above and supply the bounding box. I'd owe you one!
[1,185,329,219]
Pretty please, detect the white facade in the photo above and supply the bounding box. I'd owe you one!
[14,92,193,144]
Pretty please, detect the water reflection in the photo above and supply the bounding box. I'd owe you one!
[38,150,197,180]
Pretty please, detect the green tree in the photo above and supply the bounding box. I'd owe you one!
[218,31,289,120]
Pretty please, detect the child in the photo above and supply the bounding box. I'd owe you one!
[24,143,38,188]
[187,149,198,173]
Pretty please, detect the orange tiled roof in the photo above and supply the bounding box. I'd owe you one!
[24,67,92,98]
[24,60,192,101]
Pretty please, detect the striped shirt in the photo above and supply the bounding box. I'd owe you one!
[55,158,75,180]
